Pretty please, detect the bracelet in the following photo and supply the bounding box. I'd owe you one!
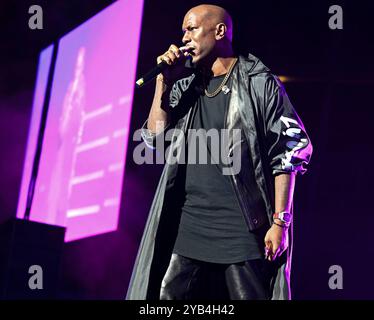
[273,211,292,221]
[272,220,289,229]
[274,217,291,227]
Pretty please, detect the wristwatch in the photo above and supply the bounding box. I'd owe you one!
[273,211,292,225]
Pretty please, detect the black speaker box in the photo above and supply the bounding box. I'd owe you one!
[0,218,65,299]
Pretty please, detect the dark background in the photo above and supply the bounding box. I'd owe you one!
[0,0,373,299]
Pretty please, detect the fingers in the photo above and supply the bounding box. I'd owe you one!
[179,46,193,57]
[272,244,281,261]
[264,239,281,261]
[264,240,272,261]
[157,44,184,65]
[264,225,289,261]
[169,45,182,58]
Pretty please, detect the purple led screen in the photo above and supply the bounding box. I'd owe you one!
[16,45,54,218]
[17,0,144,242]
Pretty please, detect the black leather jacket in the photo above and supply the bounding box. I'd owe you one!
[130,53,313,300]
[141,53,312,231]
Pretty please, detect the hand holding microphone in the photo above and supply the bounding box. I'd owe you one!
[136,44,193,88]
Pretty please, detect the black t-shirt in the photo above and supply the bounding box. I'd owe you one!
[173,73,266,264]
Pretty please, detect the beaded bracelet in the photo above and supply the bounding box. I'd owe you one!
[272,220,289,229]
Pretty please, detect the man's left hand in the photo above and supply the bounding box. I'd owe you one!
[264,223,289,261]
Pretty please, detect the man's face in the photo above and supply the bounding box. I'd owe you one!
[181,11,217,64]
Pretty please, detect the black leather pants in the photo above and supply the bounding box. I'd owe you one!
[160,253,276,300]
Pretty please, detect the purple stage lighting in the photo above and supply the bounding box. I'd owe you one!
[17,0,144,242]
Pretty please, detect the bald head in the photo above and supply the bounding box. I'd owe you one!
[181,4,234,64]
[185,4,233,42]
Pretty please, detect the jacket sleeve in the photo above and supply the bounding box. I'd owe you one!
[140,119,169,150]
[264,76,313,175]
[140,81,181,149]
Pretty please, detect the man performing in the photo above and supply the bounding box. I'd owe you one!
[127,4,312,300]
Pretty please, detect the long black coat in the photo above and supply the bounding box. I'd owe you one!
[126,54,313,300]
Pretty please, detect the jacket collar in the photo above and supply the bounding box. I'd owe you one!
[238,53,270,76]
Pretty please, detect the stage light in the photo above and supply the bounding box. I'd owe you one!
[17,0,144,242]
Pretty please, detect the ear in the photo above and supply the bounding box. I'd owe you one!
[215,23,227,40]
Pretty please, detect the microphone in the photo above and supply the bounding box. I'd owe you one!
[135,46,194,88]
